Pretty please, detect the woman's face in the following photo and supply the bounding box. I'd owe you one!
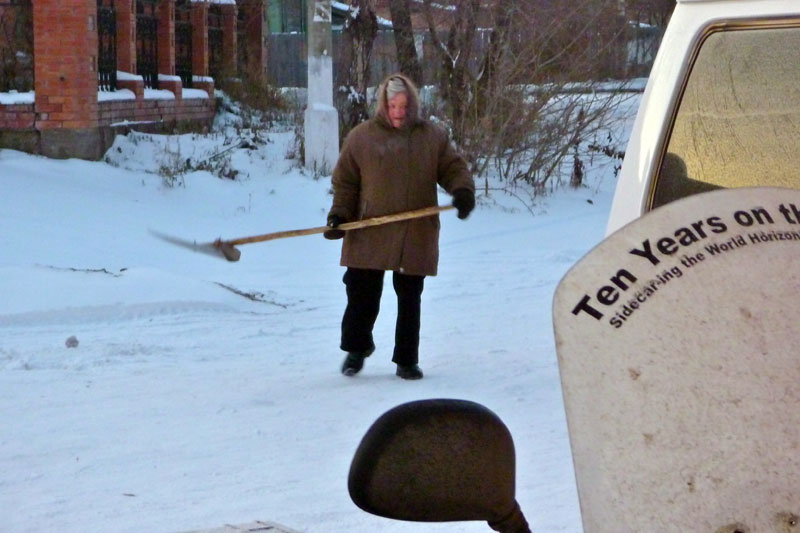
[387,92,408,128]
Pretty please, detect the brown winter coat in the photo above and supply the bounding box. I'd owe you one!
[328,77,474,276]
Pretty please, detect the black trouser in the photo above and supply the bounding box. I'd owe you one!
[340,267,425,366]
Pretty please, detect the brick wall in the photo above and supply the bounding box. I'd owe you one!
[97,95,215,128]
[0,103,35,129]
[0,0,265,160]
[0,92,215,158]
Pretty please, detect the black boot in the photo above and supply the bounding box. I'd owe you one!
[395,364,423,380]
[341,345,375,376]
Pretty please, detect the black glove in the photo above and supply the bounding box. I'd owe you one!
[324,214,346,240]
[452,189,475,220]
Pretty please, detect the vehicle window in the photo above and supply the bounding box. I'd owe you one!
[651,23,800,209]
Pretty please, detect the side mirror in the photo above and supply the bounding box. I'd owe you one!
[348,399,530,532]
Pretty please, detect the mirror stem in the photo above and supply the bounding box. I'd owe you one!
[488,501,531,533]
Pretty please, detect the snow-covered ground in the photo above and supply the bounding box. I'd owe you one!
[0,93,638,532]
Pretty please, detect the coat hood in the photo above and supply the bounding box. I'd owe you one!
[375,73,422,129]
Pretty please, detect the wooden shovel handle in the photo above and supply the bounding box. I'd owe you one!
[223,205,455,247]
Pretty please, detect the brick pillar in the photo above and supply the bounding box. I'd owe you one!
[191,1,214,95]
[32,0,101,159]
[113,0,144,99]
[157,0,175,75]
[157,0,182,98]
[221,3,238,79]
[114,0,136,73]
[240,0,268,82]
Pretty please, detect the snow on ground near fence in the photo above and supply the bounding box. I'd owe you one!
[0,91,639,532]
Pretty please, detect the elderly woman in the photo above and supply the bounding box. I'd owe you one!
[326,73,475,380]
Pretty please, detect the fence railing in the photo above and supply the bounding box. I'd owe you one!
[97,0,117,91]
[236,6,248,78]
[0,0,33,92]
[208,5,223,80]
[1,3,662,97]
[175,0,193,88]
[136,0,159,89]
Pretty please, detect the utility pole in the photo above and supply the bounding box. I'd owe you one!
[304,0,339,174]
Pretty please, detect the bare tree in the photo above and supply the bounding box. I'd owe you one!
[420,0,634,201]
[421,0,480,139]
[338,0,379,135]
[626,0,675,27]
[387,0,422,85]
[621,0,672,77]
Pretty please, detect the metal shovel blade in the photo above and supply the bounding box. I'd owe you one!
[149,229,240,261]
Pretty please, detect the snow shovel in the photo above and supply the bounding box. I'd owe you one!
[151,204,455,262]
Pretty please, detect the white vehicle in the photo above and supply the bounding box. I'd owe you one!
[606,0,800,234]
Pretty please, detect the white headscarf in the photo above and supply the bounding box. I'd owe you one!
[385,76,408,101]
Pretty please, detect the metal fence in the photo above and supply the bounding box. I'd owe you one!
[236,6,248,78]
[97,0,117,91]
[175,0,193,87]
[136,0,159,89]
[208,5,223,80]
[0,0,33,92]
[1,2,662,97]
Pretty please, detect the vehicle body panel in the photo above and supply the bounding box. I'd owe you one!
[606,0,800,234]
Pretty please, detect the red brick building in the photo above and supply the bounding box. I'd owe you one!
[0,0,268,160]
